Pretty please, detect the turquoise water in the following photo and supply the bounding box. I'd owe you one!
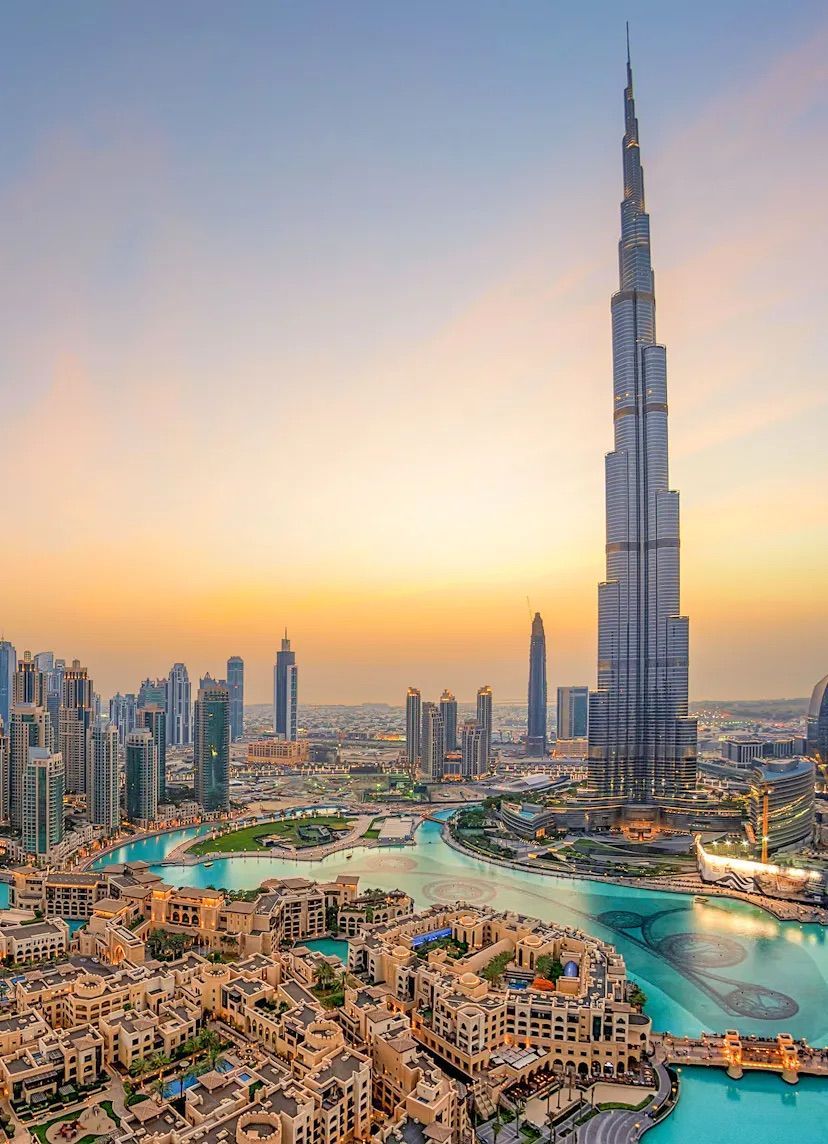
[300,937,348,961]
[650,1068,827,1142]
[90,814,828,1139]
[123,817,828,1043]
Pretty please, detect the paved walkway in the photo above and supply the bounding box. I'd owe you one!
[578,1063,673,1143]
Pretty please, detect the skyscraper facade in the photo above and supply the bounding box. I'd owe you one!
[227,656,244,741]
[476,685,493,771]
[139,676,168,712]
[807,673,828,763]
[557,686,589,740]
[8,703,53,828]
[139,705,167,805]
[167,663,191,746]
[45,659,64,740]
[88,719,120,832]
[125,727,158,824]
[15,651,46,706]
[22,748,64,858]
[526,613,548,755]
[273,633,298,741]
[194,675,230,812]
[587,46,697,804]
[0,641,16,731]
[60,661,94,795]
[405,687,421,766]
[461,720,484,779]
[420,702,445,781]
[439,690,458,752]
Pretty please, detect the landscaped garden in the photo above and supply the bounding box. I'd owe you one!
[190,815,356,855]
[30,1101,120,1144]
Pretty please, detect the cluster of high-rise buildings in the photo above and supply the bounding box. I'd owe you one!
[405,685,492,780]
[0,645,249,864]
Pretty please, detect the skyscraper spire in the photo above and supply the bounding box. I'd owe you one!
[587,42,697,806]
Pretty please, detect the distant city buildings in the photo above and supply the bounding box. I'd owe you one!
[194,674,230,812]
[167,662,192,746]
[557,686,589,740]
[526,613,547,755]
[138,676,167,712]
[109,691,137,744]
[273,632,298,741]
[807,673,828,764]
[227,655,244,741]
[405,687,421,766]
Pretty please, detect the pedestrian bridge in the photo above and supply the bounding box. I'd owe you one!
[651,1030,828,1083]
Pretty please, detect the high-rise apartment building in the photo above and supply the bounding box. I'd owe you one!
[167,663,191,746]
[227,656,244,741]
[0,641,16,730]
[60,661,94,795]
[527,613,548,755]
[194,675,230,812]
[109,692,138,744]
[125,727,158,825]
[22,748,65,858]
[273,633,298,741]
[807,673,828,764]
[476,685,493,771]
[461,720,484,779]
[557,686,589,740]
[439,690,458,752]
[139,705,167,805]
[88,719,120,832]
[8,704,53,827]
[421,702,445,781]
[587,45,697,804]
[14,652,46,708]
[405,688,422,766]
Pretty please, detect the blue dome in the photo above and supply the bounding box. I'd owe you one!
[563,961,579,978]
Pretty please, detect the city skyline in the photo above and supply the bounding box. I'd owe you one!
[1,4,827,704]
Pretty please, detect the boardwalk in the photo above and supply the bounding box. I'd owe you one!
[651,1031,828,1082]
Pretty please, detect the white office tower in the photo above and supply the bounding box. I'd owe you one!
[22,748,65,858]
[461,720,485,779]
[167,662,191,746]
[587,43,697,804]
[88,719,120,833]
[421,702,445,781]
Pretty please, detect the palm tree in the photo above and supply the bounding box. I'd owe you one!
[179,1063,199,1099]
[130,1057,151,1088]
[151,1075,166,1105]
[513,1096,526,1142]
[492,1111,503,1144]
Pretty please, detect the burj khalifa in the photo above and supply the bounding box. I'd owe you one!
[587,38,698,805]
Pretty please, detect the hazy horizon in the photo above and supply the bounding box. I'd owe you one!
[2,2,827,705]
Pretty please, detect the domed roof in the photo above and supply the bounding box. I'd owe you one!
[563,960,579,978]
[809,674,828,719]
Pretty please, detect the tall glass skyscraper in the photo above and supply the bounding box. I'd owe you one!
[526,613,547,755]
[0,641,16,731]
[439,690,458,752]
[167,663,191,746]
[405,687,421,766]
[194,675,230,812]
[587,43,697,804]
[273,632,298,741]
[227,656,244,741]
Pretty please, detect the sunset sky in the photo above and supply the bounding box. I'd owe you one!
[1,1,827,705]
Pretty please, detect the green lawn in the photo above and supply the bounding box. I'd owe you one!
[191,815,354,855]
